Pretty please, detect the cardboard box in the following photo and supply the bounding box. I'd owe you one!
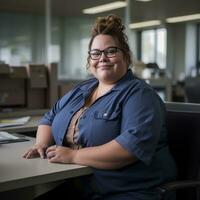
[9,66,28,78]
[26,64,47,88]
[0,64,10,75]
[0,78,25,106]
[46,63,58,107]
[26,89,46,109]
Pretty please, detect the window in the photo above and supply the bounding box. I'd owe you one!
[141,28,167,69]
[197,24,200,68]
[0,13,46,66]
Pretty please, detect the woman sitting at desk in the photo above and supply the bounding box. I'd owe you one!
[23,14,176,200]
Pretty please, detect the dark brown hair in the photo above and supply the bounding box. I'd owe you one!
[87,14,132,67]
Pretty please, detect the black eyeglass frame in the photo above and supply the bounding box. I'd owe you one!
[88,46,123,60]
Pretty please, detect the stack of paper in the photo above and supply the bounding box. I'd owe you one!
[0,116,30,128]
[0,131,29,144]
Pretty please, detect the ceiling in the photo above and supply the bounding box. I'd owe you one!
[0,0,199,22]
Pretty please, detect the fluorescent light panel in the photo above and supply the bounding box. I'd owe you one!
[166,13,200,23]
[129,20,161,29]
[136,0,152,2]
[82,1,127,14]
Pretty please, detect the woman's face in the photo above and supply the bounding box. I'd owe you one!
[89,34,128,84]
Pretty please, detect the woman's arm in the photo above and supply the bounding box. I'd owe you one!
[35,125,54,146]
[46,140,137,169]
[23,125,55,159]
[74,140,137,169]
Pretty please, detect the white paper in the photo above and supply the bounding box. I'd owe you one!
[0,131,19,141]
[0,116,31,128]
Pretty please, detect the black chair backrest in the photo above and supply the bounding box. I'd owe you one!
[185,76,200,103]
[166,103,200,200]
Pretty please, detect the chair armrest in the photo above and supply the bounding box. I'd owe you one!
[156,179,200,195]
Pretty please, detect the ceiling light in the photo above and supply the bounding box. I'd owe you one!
[166,14,200,23]
[129,20,161,29]
[136,0,152,2]
[82,1,127,14]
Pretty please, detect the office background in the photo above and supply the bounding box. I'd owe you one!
[0,0,200,108]
[1,2,200,199]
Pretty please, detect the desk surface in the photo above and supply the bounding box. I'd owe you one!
[0,138,92,192]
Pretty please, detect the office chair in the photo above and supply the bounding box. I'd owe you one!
[157,103,200,200]
[185,76,200,103]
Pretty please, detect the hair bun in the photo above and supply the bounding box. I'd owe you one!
[106,14,125,32]
[92,14,125,36]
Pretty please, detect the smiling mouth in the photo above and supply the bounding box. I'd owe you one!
[98,64,114,69]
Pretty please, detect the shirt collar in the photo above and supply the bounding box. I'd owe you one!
[79,78,98,93]
[112,69,135,91]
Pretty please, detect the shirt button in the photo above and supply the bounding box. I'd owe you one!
[103,113,108,117]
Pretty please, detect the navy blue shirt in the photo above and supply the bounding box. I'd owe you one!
[40,69,176,199]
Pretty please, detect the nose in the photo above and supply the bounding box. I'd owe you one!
[99,52,108,62]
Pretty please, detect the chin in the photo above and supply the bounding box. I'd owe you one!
[98,73,118,84]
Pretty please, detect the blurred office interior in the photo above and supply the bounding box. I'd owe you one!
[0,0,200,110]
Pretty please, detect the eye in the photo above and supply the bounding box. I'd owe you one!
[106,47,117,54]
[90,50,101,55]
[90,50,101,56]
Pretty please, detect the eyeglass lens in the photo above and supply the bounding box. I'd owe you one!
[89,47,119,60]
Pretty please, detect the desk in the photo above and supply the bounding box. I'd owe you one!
[0,138,92,193]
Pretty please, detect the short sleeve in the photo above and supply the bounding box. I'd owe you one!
[115,85,164,165]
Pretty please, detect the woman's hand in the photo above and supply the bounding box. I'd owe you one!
[23,144,48,159]
[46,145,77,164]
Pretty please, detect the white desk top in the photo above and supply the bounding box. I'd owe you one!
[0,138,92,192]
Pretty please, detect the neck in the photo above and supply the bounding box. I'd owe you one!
[85,82,115,107]
[98,81,115,90]
[97,82,115,97]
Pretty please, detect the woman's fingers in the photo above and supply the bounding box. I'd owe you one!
[37,147,46,159]
[23,145,46,159]
[23,148,39,159]
[46,151,56,159]
[23,145,57,159]
[46,145,57,159]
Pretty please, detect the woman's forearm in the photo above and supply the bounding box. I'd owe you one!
[35,125,54,147]
[73,140,137,169]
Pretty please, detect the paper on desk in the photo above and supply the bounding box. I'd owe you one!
[0,116,31,128]
[0,131,19,140]
[0,131,29,144]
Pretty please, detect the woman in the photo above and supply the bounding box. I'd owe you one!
[23,15,176,200]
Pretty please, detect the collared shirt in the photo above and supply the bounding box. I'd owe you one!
[40,69,176,198]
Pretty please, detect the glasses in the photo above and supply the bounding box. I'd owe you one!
[88,46,122,60]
